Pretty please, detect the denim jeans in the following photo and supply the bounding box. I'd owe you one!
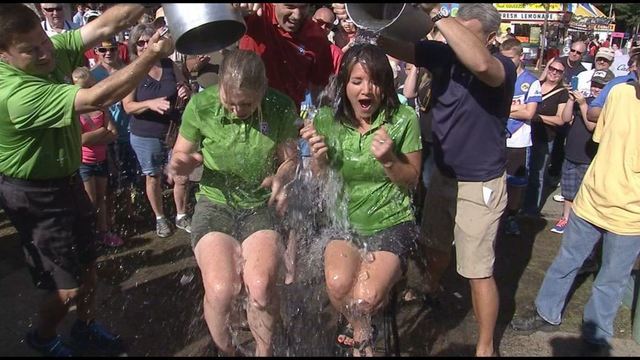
[523,138,554,215]
[535,211,640,344]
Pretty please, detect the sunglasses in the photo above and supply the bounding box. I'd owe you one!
[570,49,583,55]
[595,57,611,63]
[548,66,564,74]
[96,47,117,54]
[42,6,63,12]
[136,39,150,47]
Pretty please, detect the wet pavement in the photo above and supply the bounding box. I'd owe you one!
[1,184,639,357]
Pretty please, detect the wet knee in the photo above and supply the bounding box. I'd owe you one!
[204,280,237,308]
[353,289,383,314]
[246,277,273,310]
[326,273,353,300]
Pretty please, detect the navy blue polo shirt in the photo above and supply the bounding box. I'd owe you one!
[414,41,516,182]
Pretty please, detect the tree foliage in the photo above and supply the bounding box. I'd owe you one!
[593,3,640,33]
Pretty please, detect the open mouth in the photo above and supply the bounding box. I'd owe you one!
[358,99,372,111]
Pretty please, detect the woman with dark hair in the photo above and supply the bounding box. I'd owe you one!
[301,43,421,356]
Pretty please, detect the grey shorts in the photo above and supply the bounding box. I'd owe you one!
[326,222,419,273]
[190,195,279,248]
[561,160,589,201]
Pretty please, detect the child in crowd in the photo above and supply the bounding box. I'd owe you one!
[72,67,124,247]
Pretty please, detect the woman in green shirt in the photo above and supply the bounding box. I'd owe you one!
[300,44,422,356]
[168,50,298,356]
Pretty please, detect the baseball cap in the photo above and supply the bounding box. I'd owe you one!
[98,37,118,48]
[83,9,101,24]
[595,47,615,62]
[591,70,615,87]
[153,7,165,25]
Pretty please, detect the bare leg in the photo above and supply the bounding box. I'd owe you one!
[145,175,164,218]
[242,230,282,356]
[470,277,499,357]
[562,199,572,221]
[350,251,402,357]
[36,289,78,339]
[194,232,243,356]
[172,175,189,216]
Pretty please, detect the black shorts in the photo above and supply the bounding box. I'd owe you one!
[0,173,97,290]
[326,222,419,273]
[506,147,528,187]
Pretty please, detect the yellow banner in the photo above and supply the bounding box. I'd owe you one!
[494,3,563,12]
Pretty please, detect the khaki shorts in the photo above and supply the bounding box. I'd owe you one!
[190,196,279,248]
[422,168,507,278]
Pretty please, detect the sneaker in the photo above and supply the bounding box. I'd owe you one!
[550,218,568,234]
[70,320,124,354]
[156,217,173,238]
[175,216,192,234]
[510,306,559,334]
[504,216,521,236]
[26,330,74,357]
[553,194,565,202]
[103,232,124,247]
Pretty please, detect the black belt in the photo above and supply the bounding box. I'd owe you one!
[0,172,80,188]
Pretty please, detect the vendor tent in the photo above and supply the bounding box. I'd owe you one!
[573,3,608,18]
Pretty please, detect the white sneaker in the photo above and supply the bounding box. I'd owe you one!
[553,194,565,202]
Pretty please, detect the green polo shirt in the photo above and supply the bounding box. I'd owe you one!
[0,30,84,180]
[314,105,422,235]
[180,86,298,209]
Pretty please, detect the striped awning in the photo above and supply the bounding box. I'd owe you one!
[573,3,608,18]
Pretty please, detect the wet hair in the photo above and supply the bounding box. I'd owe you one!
[218,49,267,95]
[500,38,523,55]
[128,23,156,60]
[0,4,42,50]
[320,43,399,126]
[457,4,501,36]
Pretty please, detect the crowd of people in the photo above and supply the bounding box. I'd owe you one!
[0,2,639,358]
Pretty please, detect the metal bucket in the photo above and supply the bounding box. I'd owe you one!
[161,3,246,55]
[345,3,433,43]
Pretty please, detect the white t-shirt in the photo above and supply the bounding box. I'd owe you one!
[507,71,543,148]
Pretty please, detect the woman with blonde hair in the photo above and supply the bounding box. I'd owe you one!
[168,49,299,356]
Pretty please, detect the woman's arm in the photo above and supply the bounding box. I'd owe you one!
[403,64,419,99]
[561,97,576,125]
[262,140,300,217]
[121,89,171,115]
[371,128,421,190]
[538,102,567,126]
[168,134,202,177]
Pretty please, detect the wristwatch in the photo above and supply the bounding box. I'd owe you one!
[431,7,450,24]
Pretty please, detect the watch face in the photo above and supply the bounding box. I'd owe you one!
[440,7,449,17]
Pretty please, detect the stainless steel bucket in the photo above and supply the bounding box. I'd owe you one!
[161,3,246,55]
[345,3,433,43]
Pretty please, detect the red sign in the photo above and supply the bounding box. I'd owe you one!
[611,32,625,38]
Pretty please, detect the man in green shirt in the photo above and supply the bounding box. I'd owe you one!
[0,4,174,356]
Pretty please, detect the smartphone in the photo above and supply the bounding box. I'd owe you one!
[570,76,579,91]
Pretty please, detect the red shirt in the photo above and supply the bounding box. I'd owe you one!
[239,3,333,107]
[330,43,343,75]
[84,43,130,69]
